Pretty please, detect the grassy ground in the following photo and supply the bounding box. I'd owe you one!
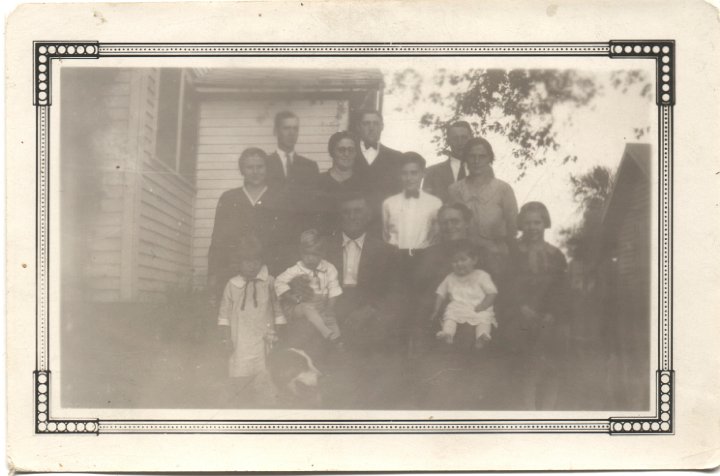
[60,294,648,411]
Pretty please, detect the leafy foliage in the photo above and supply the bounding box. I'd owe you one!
[559,166,614,260]
[388,68,651,179]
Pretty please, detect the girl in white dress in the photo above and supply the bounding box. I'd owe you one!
[218,236,283,404]
[431,239,498,349]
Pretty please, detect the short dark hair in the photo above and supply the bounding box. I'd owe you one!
[519,201,552,228]
[447,238,480,260]
[238,147,268,170]
[337,190,369,207]
[438,202,473,223]
[400,151,426,170]
[232,234,264,262]
[356,109,383,124]
[327,131,358,157]
[446,120,473,135]
[463,136,495,163]
[274,110,299,130]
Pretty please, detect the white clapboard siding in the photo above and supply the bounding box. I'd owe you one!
[191,98,349,286]
[82,70,132,302]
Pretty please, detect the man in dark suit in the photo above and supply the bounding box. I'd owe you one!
[352,110,405,231]
[266,110,320,189]
[422,120,474,203]
[324,193,407,408]
[264,111,321,269]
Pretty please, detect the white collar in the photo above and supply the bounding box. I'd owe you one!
[229,266,269,287]
[276,148,295,159]
[297,260,327,274]
[342,233,366,248]
[242,186,267,206]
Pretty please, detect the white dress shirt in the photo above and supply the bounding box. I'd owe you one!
[275,149,295,177]
[449,156,467,181]
[382,190,442,250]
[342,233,366,286]
[360,141,380,166]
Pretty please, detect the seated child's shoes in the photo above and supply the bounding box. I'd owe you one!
[435,330,454,345]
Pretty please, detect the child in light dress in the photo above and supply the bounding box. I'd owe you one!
[275,229,344,348]
[432,239,498,349]
[217,236,283,404]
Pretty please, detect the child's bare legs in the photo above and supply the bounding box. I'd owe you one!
[436,319,457,344]
[474,322,493,349]
[295,303,339,340]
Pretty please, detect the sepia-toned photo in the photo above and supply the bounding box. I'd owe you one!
[58,60,655,412]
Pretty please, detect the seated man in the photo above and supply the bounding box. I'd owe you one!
[324,192,406,408]
[325,192,403,351]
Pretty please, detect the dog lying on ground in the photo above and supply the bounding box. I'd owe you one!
[266,347,323,407]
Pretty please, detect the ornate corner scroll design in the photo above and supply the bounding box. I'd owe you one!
[35,371,99,434]
[609,40,675,106]
[34,42,100,106]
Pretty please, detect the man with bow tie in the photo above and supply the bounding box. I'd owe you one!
[423,120,474,203]
[382,152,442,262]
[352,110,405,233]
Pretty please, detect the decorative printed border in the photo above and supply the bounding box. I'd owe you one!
[33,41,674,435]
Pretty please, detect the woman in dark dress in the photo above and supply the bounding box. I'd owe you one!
[503,201,572,410]
[207,147,287,299]
[317,131,368,235]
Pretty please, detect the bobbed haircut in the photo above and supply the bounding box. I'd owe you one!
[400,151,427,170]
[519,201,552,228]
[233,234,264,262]
[438,202,473,223]
[274,110,299,130]
[237,147,268,170]
[327,131,358,157]
[463,137,496,163]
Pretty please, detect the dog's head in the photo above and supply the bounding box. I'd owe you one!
[268,348,322,405]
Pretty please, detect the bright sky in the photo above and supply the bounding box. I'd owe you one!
[380,65,656,244]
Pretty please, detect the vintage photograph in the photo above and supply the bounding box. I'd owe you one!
[56,59,655,412]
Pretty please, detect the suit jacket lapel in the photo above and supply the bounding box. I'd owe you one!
[328,234,344,286]
[443,159,456,185]
[356,235,376,287]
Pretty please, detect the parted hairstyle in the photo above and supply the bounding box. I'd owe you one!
[327,131,358,157]
[463,136,496,164]
[519,201,552,228]
[299,229,325,252]
[400,151,427,170]
[237,147,268,171]
[355,109,383,125]
[274,110,299,130]
[445,120,473,135]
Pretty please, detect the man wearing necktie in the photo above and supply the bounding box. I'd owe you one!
[352,110,405,234]
[325,193,406,408]
[265,111,321,270]
[423,120,474,203]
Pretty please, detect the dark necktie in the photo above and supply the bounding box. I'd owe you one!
[405,190,420,199]
[240,279,260,310]
[457,163,467,180]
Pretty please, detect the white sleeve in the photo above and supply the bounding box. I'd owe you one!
[478,271,498,295]
[326,262,343,298]
[436,275,451,297]
[217,282,233,326]
[274,266,295,297]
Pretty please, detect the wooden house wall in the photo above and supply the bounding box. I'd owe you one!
[191,97,349,286]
